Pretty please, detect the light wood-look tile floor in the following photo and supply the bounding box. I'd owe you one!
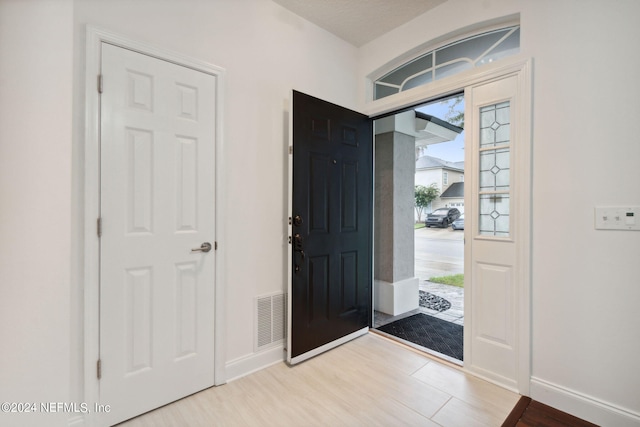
[119,334,519,426]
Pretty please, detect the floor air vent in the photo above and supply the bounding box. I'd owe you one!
[255,292,285,351]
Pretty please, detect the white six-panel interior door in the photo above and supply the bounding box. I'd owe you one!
[99,42,217,425]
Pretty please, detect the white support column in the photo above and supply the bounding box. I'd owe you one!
[374,130,419,315]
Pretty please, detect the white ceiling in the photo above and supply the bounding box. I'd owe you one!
[271,0,447,47]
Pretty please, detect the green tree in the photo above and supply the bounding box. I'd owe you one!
[415,184,440,222]
[442,94,464,128]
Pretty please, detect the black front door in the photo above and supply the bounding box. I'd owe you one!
[289,91,373,362]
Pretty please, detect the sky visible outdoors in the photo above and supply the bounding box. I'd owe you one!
[415,96,465,162]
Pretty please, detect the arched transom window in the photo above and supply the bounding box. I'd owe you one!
[374,26,520,100]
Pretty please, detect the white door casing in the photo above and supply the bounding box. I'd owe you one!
[100,42,216,425]
[83,29,227,407]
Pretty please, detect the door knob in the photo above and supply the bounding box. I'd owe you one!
[191,242,212,253]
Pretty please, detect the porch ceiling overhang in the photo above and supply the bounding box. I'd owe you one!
[414,111,463,145]
[375,110,463,147]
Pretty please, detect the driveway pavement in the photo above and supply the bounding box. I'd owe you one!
[415,226,464,281]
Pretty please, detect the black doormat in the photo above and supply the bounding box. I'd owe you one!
[376,313,463,361]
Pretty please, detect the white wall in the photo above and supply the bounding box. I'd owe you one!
[4,0,639,425]
[2,0,358,425]
[71,0,359,411]
[0,1,74,426]
[523,3,640,424]
[359,0,640,425]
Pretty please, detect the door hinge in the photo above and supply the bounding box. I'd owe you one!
[98,74,103,94]
[97,217,102,237]
[215,241,218,250]
[97,359,102,379]
[289,146,293,155]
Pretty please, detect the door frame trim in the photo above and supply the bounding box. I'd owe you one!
[363,56,532,395]
[83,26,227,424]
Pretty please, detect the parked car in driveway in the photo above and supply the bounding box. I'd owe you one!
[425,207,461,228]
[451,214,464,230]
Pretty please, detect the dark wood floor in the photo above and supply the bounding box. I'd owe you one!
[502,396,600,427]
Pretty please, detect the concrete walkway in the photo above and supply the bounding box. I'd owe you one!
[419,280,464,325]
[374,281,463,328]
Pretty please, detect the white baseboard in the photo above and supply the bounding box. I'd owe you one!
[530,376,640,427]
[225,345,285,383]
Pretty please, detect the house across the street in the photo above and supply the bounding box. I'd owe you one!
[415,155,465,218]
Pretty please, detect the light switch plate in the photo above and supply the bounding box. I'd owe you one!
[595,206,640,230]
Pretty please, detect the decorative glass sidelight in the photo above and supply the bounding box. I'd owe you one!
[479,194,510,237]
[478,101,511,236]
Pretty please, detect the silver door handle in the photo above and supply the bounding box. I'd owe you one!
[191,242,212,253]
